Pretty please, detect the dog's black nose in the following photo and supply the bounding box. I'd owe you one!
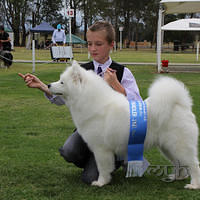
[48,84,51,88]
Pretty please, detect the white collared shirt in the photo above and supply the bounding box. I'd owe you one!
[93,58,112,76]
[93,58,142,101]
[52,29,66,43]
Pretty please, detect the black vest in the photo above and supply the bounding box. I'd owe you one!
[81,61,124,83]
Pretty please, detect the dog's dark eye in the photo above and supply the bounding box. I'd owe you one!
[61,81,64,84]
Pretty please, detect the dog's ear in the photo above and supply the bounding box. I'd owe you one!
[72,60,79,66]
[71,60,83,84]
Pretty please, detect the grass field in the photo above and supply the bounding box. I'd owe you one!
[11,47,200,63]
[0,50,200,199]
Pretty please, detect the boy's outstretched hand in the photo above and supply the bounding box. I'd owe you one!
[18,73,52,97]
[18,73,43,89]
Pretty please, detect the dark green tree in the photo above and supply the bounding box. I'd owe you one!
[1,0,28,46]
[1,0,63,46]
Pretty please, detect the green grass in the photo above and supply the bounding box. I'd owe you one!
[0,56,200,199]
[12,47,200,63]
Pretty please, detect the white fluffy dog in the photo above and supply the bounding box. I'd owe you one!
[48,61,200,189]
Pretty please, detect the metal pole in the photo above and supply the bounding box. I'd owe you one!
[156,5,163,73]
[64,0,66,17]
[120,30,122,50]
[32,39,35,73]
[69,16,72,45]
[67,7,73,62]
[32,1,36,73]
[119,26,123,51]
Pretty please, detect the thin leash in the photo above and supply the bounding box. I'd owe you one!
[0,53,13,62]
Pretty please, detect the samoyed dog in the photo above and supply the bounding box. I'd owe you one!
[48,61,200,189]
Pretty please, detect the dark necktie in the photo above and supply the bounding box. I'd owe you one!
[97,66,102,76]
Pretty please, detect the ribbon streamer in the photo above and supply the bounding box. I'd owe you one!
[126,101,149,177]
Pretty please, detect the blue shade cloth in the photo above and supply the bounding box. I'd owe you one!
[126,101,149,177]
[30,22,55,33]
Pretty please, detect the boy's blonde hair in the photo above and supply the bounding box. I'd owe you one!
[87,21,115,44]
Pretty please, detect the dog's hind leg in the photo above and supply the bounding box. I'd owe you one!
[159,148,189,181]
[174,150,200,189]
[91,149,115,187]
[184,161,200,189]
[160,145,200,189]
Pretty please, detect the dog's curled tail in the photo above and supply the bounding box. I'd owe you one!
[148,76,192,123]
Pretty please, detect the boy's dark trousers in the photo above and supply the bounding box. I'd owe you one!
[59,130,122,184]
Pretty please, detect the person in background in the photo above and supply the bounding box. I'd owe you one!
[19,21,142,185]
[0,25,11,51]
[52,24,66,45]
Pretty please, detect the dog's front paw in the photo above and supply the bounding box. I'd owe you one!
[91,180,105,187]
[184,184,200,190]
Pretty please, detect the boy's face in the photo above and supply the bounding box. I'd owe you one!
[87,30,114,64]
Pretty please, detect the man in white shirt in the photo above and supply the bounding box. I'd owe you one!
[52,24,66,45]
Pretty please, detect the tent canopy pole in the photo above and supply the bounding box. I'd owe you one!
[157,6,163,73]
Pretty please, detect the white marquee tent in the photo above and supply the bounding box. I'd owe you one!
[157,0,200,72]
[161,18,200,61]
[161,18,200,31]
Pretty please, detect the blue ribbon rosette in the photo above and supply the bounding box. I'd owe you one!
[126,101,150,178]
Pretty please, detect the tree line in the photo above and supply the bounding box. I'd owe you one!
[0,0,198,48]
